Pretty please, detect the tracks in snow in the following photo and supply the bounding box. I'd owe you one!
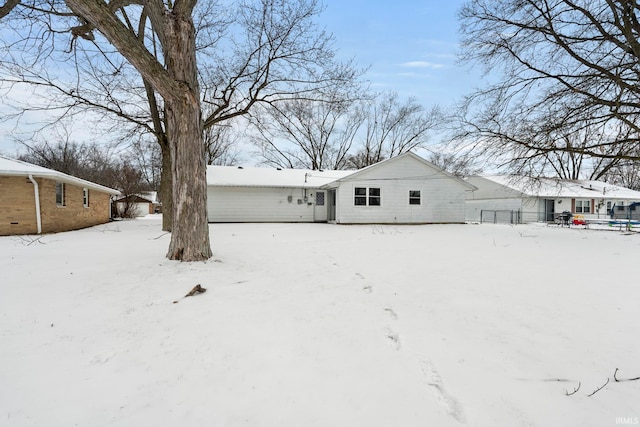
[356,272,466,423]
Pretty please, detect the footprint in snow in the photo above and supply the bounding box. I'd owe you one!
[385,328,401,350]
[420,360,466,423]
[384,307,398,320]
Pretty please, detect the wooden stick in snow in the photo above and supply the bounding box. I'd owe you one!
[614,368,640,382]
[173,284,207,303]
[587,378,609,397]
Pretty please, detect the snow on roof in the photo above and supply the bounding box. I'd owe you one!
[478,175,640,199]
[207,165,355,188]
[0,155,120,195]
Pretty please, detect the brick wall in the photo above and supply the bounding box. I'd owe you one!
[0,176,113,235]
[0,176,38,235]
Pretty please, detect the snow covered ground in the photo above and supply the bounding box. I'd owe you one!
[1,217,639,427]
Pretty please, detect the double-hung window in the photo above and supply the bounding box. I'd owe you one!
[575,199,590,213]
[409,190,421,205]
[83,188,90,208]
[354,187,381,206]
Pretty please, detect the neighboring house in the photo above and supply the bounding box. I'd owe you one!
[465,175,640,223]
[113,192,160,217]
[0,155,120,235]
[207,152,476,224]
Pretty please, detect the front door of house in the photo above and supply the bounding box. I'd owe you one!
[545,199,555,222]
[314,191,328,222]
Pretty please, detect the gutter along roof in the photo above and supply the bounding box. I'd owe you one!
[0,155,120,195]
[207,165,354,188]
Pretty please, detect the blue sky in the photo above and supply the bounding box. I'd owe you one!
[320,0,477,106]
[0,1,476,156]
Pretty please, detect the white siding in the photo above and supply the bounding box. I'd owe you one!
[465,197,541,223]
[334,155,471,224]
[465,198,523,222]
[116,202,149,217]
[208,186,322,222]
[465,176,524,200]
[465,177,545,223]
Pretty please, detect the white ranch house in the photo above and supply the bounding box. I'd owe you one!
[465,175,640,223]
[207,152,476,224]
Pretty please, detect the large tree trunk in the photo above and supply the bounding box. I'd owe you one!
[165,97,211,261]
[159,136,173,232]
[163,9,212,261]
[62,0,211,261]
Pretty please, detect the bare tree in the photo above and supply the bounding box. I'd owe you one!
[456,0,640,172]
[600,159,640,190]
[428,151,481,178]
[129,137,162,191]
[346,92,441,168]
[0,0,356,247]
[110,161,148,219]
[203,118,243,166]
[0,0,212,260]
[251,96,363,170]
[1,0,358,260]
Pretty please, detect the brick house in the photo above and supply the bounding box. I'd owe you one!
[0,155,120,235]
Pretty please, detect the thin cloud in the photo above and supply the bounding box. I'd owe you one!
[400,61,445,69]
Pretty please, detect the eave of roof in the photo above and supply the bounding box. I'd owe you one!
[207,165,355,188]
[473,175,640,199]
[0,155,121,195]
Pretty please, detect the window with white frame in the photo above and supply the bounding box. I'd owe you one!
[409,190,421,205]
[575,199,590,213]
[354,187,381,206]
[55,182,65,206]
[83,188,89,208]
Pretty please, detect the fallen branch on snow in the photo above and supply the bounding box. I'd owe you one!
[614,368,640,382]
[564,382,581,396]
[173,284,207,304]
[587,378,609,397]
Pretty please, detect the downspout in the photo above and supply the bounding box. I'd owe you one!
[28,174,42,234]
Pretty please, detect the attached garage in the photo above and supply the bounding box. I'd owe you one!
[207,166,351,223]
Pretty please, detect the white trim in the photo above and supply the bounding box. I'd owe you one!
[0,155,120,195]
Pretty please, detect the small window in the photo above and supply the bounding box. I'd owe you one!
[83,188,90,208]
[409,190,421,205]
[354,187,367,206]
[55,182,65,206]
[576,200,590,213]
[315,191,325,206]
[368,188,381,206]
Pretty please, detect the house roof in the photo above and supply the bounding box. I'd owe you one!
[0,155,120,195]
[207,165,355,188]
[473,175,640,200]
[208,153,478,190]
[320,152,477,190]
[114,194,154,203]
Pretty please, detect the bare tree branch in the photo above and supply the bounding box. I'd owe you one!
[614,368,640,382]
[564,382,581,396]
[587,378,610,397]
